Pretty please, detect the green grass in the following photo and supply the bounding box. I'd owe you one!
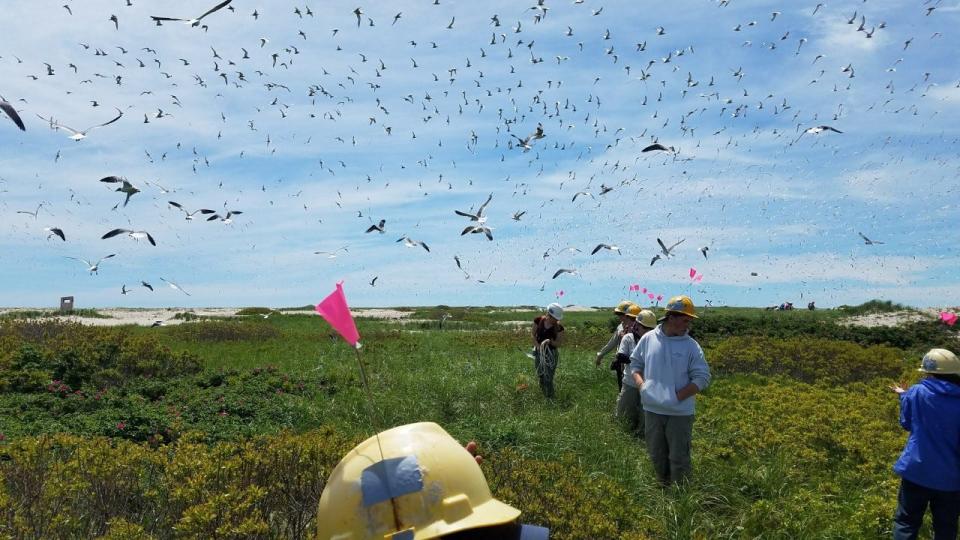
[1,307,954,538]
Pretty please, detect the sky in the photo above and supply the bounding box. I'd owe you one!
[1,0,958,309]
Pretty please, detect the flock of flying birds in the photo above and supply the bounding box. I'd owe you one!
[1,0,955,306]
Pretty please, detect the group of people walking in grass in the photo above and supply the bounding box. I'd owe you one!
[530,297,959,538]
[532,295,710,487]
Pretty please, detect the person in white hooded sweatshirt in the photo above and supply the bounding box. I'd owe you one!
[630,295,711,486]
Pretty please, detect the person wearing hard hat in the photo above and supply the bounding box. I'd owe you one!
[614,307,658,435]
[889,348,960,540]
[317,422,550,539]
[629,295,711,486]
[595,300,635,368]
[531,303,565,398]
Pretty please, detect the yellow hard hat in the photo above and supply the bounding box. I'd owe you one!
[919,348,960,375]
[317,422,523,539]
[623,304,642,318]
[664,295,698,318]
[613,300,634,315]
[636,309,658,329]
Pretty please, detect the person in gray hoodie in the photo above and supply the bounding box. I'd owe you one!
[629,295,711,486]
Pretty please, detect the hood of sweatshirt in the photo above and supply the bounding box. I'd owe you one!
[923,377,960,397]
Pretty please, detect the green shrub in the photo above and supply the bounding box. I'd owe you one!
[837,299,909,315]
[234,307,273,316]
[485,448,661,539]
[709,336,906,384]
[691,312,955,351]
[0,430,352,539]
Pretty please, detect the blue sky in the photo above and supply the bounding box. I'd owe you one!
[1,1,958,309]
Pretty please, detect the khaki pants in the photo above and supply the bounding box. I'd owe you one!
[614,385,643,435]
[644,412,695,486]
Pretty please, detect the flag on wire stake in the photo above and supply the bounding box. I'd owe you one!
[315,281,390,467]
[316,281,361,348]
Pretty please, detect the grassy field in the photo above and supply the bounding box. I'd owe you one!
[0,304,956,538]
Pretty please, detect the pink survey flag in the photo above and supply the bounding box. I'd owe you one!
[940,311,958,326]
[689,267,697,279]
[316,281,361,347]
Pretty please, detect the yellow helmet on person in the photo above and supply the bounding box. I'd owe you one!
[636,309,658,329]
[317,422,526,539]
[614,300,634,315]
[623,304,642,318]
[664,295,698,319]
[918,348,960,375]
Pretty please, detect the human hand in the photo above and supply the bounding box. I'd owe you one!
[464,441,483,465]
[889,384,906,395]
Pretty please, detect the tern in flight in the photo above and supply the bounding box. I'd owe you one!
[657,237,685,257]
[642,142,676,153]
[66,254,116,274]
[151,0,232,26]
[455,193,493,223]
[100,176,141,207]
[1,98,25,131]
[397,236,431,252]
[160,277,191,295]
[462,224,494,241]
[511,124,545,151]
[168,201,215,220]
[552,268,578,279]
[365,219,386,233]
[102,228,157,246]
[314,246,349,258]
[591,243,621,255]
[858,232,884,245]
[36,108,123,141]
[804,125,843,135]
[44,227,66,241]
[206,210,242,223]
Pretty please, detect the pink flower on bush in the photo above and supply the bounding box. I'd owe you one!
[116,421,126,431]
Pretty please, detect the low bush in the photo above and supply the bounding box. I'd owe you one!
[0,430,351,539]
[0,364,324,444]
[234,307,273,316]
[485,448,661,539]
[708,336,906,384]
[837,299,909,315]
[691,312,955,351]
[0,325,201,394]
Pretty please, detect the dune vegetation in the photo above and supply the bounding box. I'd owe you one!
[0,304,956,538]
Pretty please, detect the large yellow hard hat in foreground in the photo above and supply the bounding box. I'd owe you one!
[664,295,698,319]
[919,348,960,375]
[317,422,527,539]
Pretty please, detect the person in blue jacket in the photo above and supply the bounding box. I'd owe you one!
[890,348,960,540]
